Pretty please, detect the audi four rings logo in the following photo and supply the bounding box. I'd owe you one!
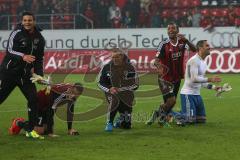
[211,32,240,48]
[205,50,240,73]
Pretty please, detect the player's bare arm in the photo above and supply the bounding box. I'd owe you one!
[177,34,197,52]
[207,75,221,83]
[153,57,164,76]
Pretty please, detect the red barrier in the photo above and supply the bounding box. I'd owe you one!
[0,49,240,73]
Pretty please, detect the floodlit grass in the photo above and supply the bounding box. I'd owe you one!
[0,74,239,160]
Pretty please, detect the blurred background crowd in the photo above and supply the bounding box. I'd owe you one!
[0,0,240,30]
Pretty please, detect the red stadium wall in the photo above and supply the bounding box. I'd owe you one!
[0,49,240,73]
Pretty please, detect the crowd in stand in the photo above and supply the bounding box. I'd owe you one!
[0,0,240,30]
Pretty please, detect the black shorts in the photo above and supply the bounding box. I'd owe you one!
[36,108,54,127]
[36,110,47,127]
[158,78,181,103]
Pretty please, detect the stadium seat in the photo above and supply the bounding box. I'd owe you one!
[234,7,240,16]
[161,9,171,18]
[190,0,201,7]
[162,0,171,8]
[52,16,63,29]
[155,0,161,6]
[1,0,240,30]
[235,18,240,26]
[0,0,11,2]
[116,0,127,9]
[172,0,179,8]
[180,0,190,8]
[172,9,179,17]
[211,8,222,17]
[179,9,188,17]
[221,8,229,17]
[200,8,210,16]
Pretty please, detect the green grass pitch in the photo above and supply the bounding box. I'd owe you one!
[0,74,239,160]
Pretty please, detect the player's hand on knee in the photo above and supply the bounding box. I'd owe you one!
[110,87,119,94]
[68,129,79,135]
[23,55,36,63]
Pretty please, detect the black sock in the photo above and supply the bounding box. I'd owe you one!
[158,108,167,121]
[17,121,30,132]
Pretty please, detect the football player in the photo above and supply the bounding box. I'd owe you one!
[9,83,83,137]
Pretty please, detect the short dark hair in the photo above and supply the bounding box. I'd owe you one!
[73,83,84,94]
[168,22,179,31]
[110,47,122,54]
[21,11,35,20]
[196,40,207,51]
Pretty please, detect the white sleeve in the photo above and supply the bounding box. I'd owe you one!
[201,82,209,88]
[8,30,25,57]
[189,61,208,83]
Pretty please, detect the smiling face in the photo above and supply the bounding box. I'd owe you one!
[22,15,35,32]
[112,51,124,66]
[167,23,178,39]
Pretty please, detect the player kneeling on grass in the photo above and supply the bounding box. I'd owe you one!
[9,83,83,137]
[177,40,225,125]
[98,48,139,132]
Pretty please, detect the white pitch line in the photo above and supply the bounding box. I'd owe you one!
[0,109,26,113]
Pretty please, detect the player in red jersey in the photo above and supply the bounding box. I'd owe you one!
[146,22,197,126]
[9,83,83,137]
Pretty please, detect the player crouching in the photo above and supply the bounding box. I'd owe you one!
[9,82,83,138]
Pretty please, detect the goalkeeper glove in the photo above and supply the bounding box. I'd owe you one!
[215,83,232,97]
[30,73,51,85]
[30,73,44,83]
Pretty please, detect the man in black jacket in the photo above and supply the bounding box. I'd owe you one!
[98,48,139,132]
[0,12,45,139]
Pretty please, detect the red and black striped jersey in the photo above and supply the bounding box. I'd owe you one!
[50,83,74,95]
[37,83,74,111]
[156,38,187,82]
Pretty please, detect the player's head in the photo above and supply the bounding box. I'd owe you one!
[111,48,125,66]
[21,11,35,32]
[73,83,84,95]
[167,22,179,39]
[67,83,83,100]
[196,40,210,59]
